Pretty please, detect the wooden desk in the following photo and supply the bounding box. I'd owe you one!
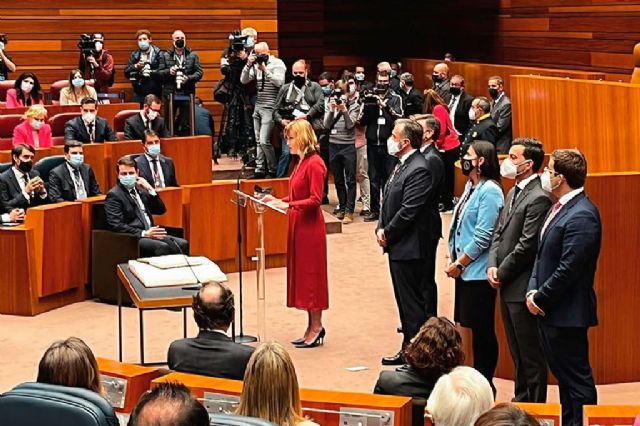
[583,405,640,426]
[153,372,413,426]
[162,136,212,185]
[104,141,144,188]
[0,146,63,163]
[82,143,108,193]
[97,358,161,414]
[155,187,183,229]
[513,403,561,426]
[80,195,107,284]
[0,103,140,129]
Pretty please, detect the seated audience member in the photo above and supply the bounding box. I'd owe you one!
[12,104,53,148]
[105,155,188,257]
[0,144,48,211]
[474,403,542,426]
[5,72,43,108]
[49,140,101,202]
[128,382,209,426]
[124,94,169,140]
[463,97,498,148]
[0,206,25,223]
[426,366,493,426]
[0,33,18,80]
[64,97,118,143]
[135,130,178,188]
[168,281,254,380]
[194,97,215,137]
[59,68,98,105]
[236,342,318,426]
[374,317,464,399]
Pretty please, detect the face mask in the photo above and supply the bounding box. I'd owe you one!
[292,75,306,88]
[355,72,365,81]
[174,39,185,49]
[69,154,84,167]
[83,112,96,123]
[386,136,402,156]
[147,144,161,157]
[0,42,5,51]
[468,108,476,121]
[489,88,499,99]
[377,83,389,91]
[21,81,34,93]
[432,73,442,84]
[72,78,85,88]
[348,84,356,94]
[245,36,255,49]
[321,86,332,96]
[461,158,476,176]
[119,175,137,188]
[500,158,531,179]
[95,41,103,52]
[30,119,44,130]
[449,87,461,96]
[540,170,560,192]
[18,160,32,173]
[147,109,159,121]
[138,40,150,50]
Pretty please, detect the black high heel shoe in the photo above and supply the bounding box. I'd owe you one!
[294,328,325,348]
[291,337,306,345]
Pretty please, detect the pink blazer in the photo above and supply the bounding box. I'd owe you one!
[12,120,53,148]
[5,88,44,108]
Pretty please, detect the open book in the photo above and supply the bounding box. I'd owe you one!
[129,256,227,288]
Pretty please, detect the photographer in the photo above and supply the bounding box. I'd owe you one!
[358,71,404,222]
[124,29,162,103]
[240,42,286,178]
[78,33,115,95]
[157,30,203,136]
[0,33,17,81]
[273,59,323,177]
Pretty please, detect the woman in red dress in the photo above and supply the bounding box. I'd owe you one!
[268,120,328,348]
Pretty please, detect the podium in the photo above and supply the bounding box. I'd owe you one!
[233,189,287,342]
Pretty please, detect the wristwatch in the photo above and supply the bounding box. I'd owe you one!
[455,262,466,272]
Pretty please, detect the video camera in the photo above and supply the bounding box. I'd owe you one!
[332,88,343,105]
[228,30,255,54]
[78,33,98,58]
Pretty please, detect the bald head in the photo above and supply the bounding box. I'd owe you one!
[192,282,235,332]
[254,42,270,54]
[129,382,209,426]
[434,63,449,78]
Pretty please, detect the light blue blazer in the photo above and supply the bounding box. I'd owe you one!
[448,179,504,281]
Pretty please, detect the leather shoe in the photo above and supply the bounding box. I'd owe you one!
[381,351,405,366]
[395,364,410,372]
[364,212,379,222]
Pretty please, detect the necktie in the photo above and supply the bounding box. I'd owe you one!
[541,201,561,236]
[73,169,87,200]
[129,188,151,230]
[448,95,456,109]
[23,173,32,204]
[146,119,152,131]
[509,186,521,213]
[87,123,94,142]
[151,159,162,188]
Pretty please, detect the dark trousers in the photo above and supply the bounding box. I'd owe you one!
[472,320,499,395]
[538,322,597,426]
[329,143,357,213]
[319,134,330,202]
[423,237,439,318]
[501,300,548,402]
[368,144,397,214]
[164,96,193,136]
[441,146,460,210]
[389,258,428,347]
[139,235,189,257]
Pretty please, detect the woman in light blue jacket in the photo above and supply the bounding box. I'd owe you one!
[446,140,504,393]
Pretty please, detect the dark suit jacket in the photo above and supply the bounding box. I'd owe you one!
[528,192,601,327]
[374,367,440,400]
[378,151,430,261]
[434,79,452,104]
[490,94,513,154]
[124,113,170,141]
[401,87,424,118]
[451,91,474,138]
[135,154,178,188]
[104,183,166,237]
[168,330,255,381]
[0,168,49,210]
[488,177,552,302]
[48,162,101,202]
[64,116,118,143]
[463,115,498,146]
[421,144,444,240]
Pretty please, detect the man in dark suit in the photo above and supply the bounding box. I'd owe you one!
[463,97,498,148]
[376,119,431,365]
[168,281,254,380]
[64,97,118,143]
[124,94,170,140]
[399,73,424,118]
[48,140,101,202]
[430,63,451,104]
[527,149,601,426]
[105,155,188,257]
[0,144,49,211]
[447,75,474,140]
[487,138,552,403]
[135,129,178,188]
[489,76,513,154]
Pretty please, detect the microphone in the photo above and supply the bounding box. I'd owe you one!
[167,238,201,291]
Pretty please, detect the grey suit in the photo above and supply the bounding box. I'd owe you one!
[488,176,552,402]
[490,94,512,154]
[434,80,451,104]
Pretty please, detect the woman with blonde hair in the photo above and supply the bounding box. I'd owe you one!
[236,342,317,426]
[267,120,328,348]
[59,68,98,105]
[12,104,53,148]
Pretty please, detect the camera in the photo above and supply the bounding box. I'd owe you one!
[332,88,343,105]
[278,103,296,121]
[255,53,269,65]
[362,89,379,105]
[78,33,97,58]
[175,65,186,90]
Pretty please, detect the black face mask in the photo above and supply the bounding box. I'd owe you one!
[489,88,499,99]
[461,158,475,176]
[174,39,185,49]
[449,87,461,96]
[377,83,389,91]
[293,75,306,88]
[432,73,442,84]
[18,160,32,173]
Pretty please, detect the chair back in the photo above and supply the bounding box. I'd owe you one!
[113,109,140,133]
[49,112,81,137]
[0,139,12,150]
[209,414,280,426]
[0,114,23,138]
[0,80,15,102]
[0,382,118,426]
[0,162,12,173]
[34,155,66,183]
[49,79,70,103]
[92,202,109,230]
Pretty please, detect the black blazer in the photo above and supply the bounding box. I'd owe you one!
[104,183,166,237]
[451,91,474,138]
[488,177,552,302]
[378,151,431,261]
[135,154,178,188]
[374,367,440,400]
[0,168,49,210]
[48,162,101,202]
[64,116,118,143]
[124,113,170,141]
[463,115,498,146]
[401,87,424,118]
[168,330,255,381]
[528,192,601,327]
[421,144,445,240]
[434,79,452,104]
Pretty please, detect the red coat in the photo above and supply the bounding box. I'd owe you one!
[12,120,53,148]
[284,152,329,311]
[433,104,461,152]
[5,88,44,108]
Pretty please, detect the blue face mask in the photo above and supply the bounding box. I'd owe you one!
[69,154,84,167]
[72,78,85,88]
[147,144,161,157]
[138,40,150,50]
[321,86,332,96]
[119,175,137,188]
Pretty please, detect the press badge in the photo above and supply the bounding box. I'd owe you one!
[331,129,338,135]
[377,117,386,125]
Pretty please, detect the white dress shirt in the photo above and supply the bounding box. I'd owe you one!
[145,153,166,188]
[66,162,87,200]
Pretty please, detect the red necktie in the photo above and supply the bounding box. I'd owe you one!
[540,202,561,236]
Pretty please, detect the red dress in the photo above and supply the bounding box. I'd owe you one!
[283,153,329,311]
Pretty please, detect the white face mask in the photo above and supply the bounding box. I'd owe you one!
[31,119,44,131]
[468,107,476,121]
[95,41,103,52]
[0,42,5,51]
[500,158,531,179]
[387,136,402,156]
[540,169,560,192]
[348,84,356,94]
[147,109,159,121]
[21,81,34,93]
[83,112,96,123]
